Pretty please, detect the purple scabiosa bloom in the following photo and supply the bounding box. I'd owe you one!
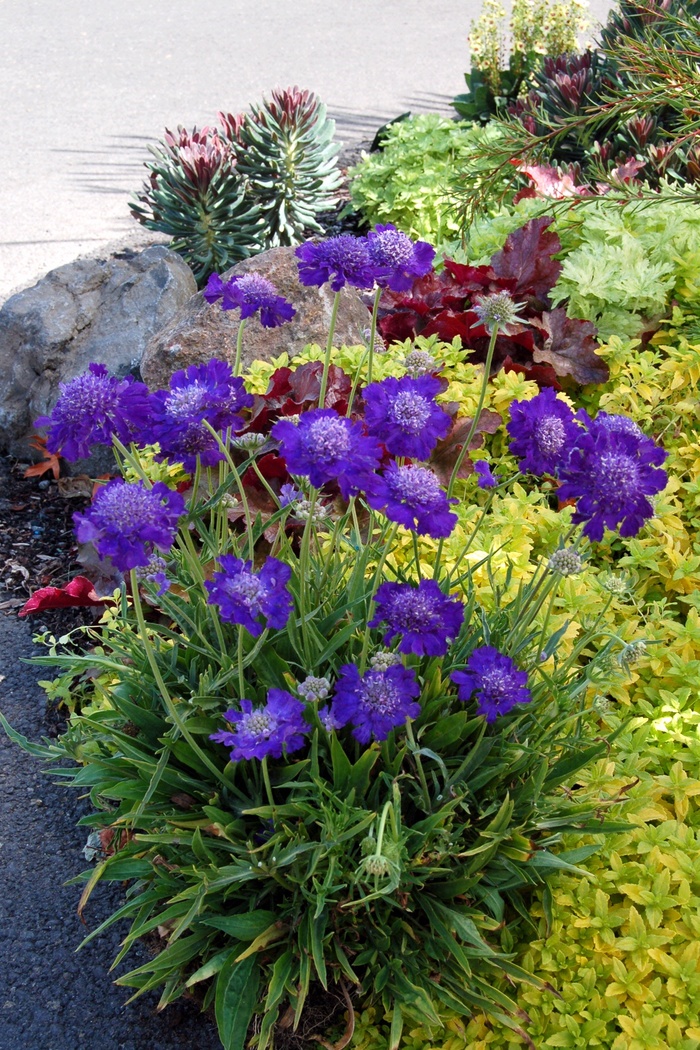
[210,689,308,761]
[73,480,185,572]
[474,460,499,489]
[202,272,227,304]
[271,408,381,499]
[365,463,458,538]
[582,409,644,439]
[318,705,344,732]
[148,359,253,472]
[451,646,531,722]
[330,663,421,743]
[36,364,153,461]
[362,374,451,460]
[205,555,293,637]
[368,578,464,657]
[366,223,435,292]
[220,273,296,328]
[507,388,580,476]
[557,420,667,542]
[295,235,378,292]
[279,482,303,506]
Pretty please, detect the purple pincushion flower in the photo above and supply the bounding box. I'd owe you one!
[73,480,185,572]
[362,375,451,460]
[210,689,308,761]
[366,223,435,292]
[474,460,499,489]
[451,646,531,722]
[369,578,464,657]
[507,388,580,477]
[36,363,153,461]
[365,463,458,538]
[218,273,296,328]
[205,555,293,637]
[295,235,379,292]
[557,419,667,542]
[148,359,253,471]
[330,663,421,743]
[202,272,227,304]
[271,408,381,499]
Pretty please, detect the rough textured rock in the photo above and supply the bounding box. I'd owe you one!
[140,246,372,390]
[0,245,196,456]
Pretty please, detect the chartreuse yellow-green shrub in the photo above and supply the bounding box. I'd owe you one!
[246,328,700,1049]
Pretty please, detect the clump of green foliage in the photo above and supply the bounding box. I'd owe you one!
[348,116,513,242]
[131,87,341,286]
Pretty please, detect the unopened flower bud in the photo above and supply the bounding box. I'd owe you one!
[548,547,583,577]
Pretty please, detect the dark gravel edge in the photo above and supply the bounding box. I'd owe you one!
[0,607,223,1050]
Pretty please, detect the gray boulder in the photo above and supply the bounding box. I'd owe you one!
[0,245,196,456]
[140,246,372,391]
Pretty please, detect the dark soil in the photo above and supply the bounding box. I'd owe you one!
[0,454,350,1050]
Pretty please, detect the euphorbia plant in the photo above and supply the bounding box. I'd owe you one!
[1,229,667,1050]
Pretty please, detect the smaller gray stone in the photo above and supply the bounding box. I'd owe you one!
[140,245,372,391]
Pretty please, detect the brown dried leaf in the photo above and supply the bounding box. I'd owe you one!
[430,409,502,487]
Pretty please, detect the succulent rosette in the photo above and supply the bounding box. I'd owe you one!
[36,363,153,461]
[73,479,185,572]
[361,374,451,460]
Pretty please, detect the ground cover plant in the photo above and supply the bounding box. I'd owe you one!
[0,224,671,1050]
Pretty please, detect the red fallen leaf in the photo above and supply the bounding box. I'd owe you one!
[490,216,562,302]
[19,575,112,617]
[23,436,61,481]
[530,309,609,386]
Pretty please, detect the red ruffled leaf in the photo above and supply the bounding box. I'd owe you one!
[19,575,112,617]
[530,309,609,385]
[490,216,562,301]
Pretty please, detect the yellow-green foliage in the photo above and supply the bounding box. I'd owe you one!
[247,325,700,1048]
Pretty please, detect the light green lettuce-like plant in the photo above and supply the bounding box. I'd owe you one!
[348,116,514,242]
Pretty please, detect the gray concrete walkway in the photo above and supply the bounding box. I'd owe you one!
[0,0,610,304]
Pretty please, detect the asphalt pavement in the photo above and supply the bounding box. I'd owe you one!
[0,0,611,304]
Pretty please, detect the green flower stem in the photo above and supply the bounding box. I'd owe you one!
[129,571,239,794]
[366,285,383,387]
[233,318,246,378]
[176,526,228,655]
[346,346,371,417]
[112,436,152,485]
[536,585,560,662]
[261,755,275,808]
[202,421,254,557]
[405,721,431,813]
[447,323,499,500]
[297,491,319,667]
[359,521,399,672]
[443,487,499,585]
[251,458,280,505]
[318,290,341,409]
[237,628,246,698]
[432,323,500,581]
